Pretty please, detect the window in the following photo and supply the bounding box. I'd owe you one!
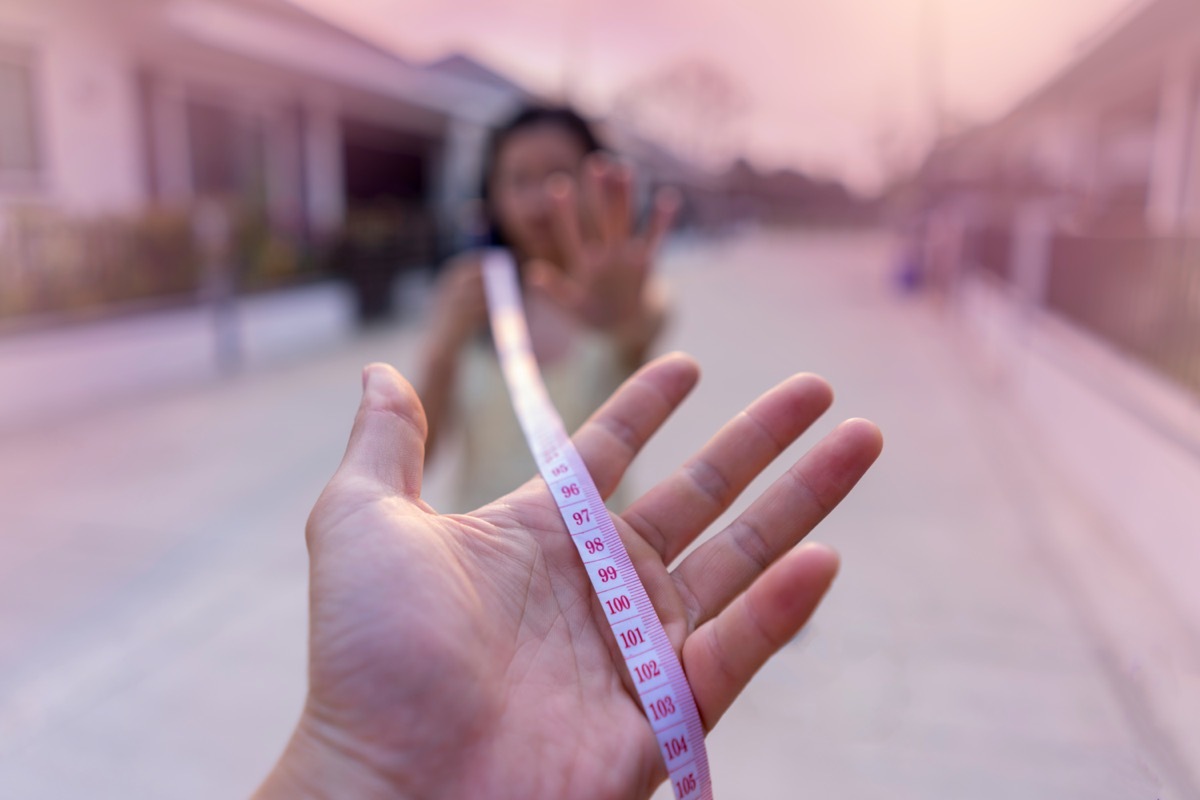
[0,43,40,175]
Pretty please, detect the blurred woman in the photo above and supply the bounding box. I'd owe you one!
[417,105,678,511]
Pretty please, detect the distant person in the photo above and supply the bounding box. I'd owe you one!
[254,355,884,799]
[417,104,679,511]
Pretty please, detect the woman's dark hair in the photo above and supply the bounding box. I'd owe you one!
[480,104,606,248]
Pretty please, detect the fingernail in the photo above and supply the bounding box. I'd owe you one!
[362,364,388,400]
[797,542,840,571]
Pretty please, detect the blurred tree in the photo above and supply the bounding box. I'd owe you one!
[611,58,749,168]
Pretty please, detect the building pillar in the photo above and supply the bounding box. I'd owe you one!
[434,116,489,251]
[1009,200,1057,314]
[302,94,345,239]
[149,77,192,204]
[1179,90,1200,232]
[1147,50,1196,234]
[264,106,304,235]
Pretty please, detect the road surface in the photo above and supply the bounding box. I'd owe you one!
[0,230,1193,798]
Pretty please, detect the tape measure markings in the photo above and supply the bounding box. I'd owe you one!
[481,249,713,800]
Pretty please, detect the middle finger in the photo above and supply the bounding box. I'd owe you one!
[547,173,585,269]
[581,153,613,246]
[605,160,634,244]
[622,373,833,563]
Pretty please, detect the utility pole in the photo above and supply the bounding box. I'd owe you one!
[921,0,946,142]
[561,0,591,105]
[194,198,242,375]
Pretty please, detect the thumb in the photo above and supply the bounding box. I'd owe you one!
[337,362,427,497]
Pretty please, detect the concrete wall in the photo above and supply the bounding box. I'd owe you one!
[958,273,1200,628]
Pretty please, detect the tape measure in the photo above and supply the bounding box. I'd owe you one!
[481,249,713,800]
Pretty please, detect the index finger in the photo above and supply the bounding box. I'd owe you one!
[621,373,834,563]
[547,173,585,270]
[605,160,635,244]
[571,352,700,498]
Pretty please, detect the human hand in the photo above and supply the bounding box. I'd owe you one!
[255,353,882,800]
[425,255,489,358]
[529,155,679,343]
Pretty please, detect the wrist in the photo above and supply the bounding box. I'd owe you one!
[610,293,665,353]
[254,712,406,800]
[610,306,656,343]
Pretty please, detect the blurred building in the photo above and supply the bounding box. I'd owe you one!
[919,0,1200,235]
[722,158,877,228]
[907,0,1200,633]
[0,0,518,318]
[1,0,521,234]
[912,0,1200,400]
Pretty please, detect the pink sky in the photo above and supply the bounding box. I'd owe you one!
[295,0,1138,190]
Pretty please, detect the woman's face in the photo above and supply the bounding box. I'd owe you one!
[489,123,589,263]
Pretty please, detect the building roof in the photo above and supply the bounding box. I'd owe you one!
[225,0,403,52]
[1004,0,1198,116]
[910,0,1200,188]
[424,53,531,98]
[159,0,515,124]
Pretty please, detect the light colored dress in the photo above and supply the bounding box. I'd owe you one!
[452,309,630,513]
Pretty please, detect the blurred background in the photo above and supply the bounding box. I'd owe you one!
[0,0,1197,797]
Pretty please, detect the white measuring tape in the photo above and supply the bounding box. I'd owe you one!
[481,249,713,800]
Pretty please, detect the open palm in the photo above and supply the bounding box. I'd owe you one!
[257,354,882,800]
[528,156,678,341]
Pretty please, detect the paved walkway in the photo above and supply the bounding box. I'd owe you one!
[0,230,1194,798]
